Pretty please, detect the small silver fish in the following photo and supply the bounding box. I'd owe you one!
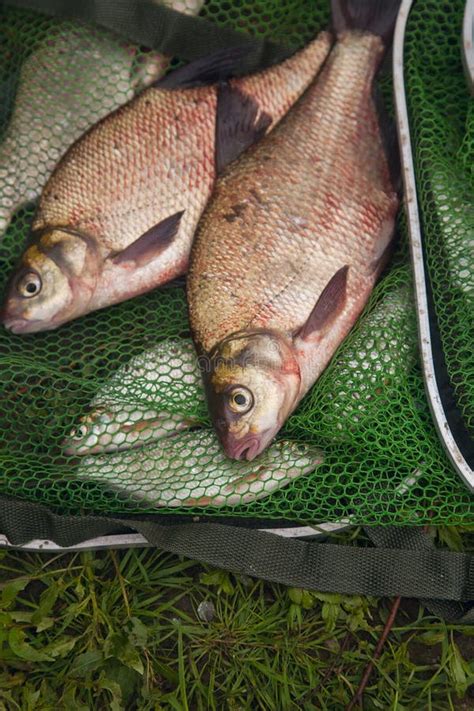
[75,429,323,507]
[0,0,204,235]
[292,268,417,439]
[64,337,204,455]
[66,407,197,456]
[429,168,473,296]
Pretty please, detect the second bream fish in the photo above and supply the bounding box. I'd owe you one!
[187,0,400,460]
[1,33,332,333]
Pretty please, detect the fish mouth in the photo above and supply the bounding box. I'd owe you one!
[3,317,45,334]
[223,434,269,461]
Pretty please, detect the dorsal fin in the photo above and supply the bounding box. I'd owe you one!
[215,84,272,174]
[154,46,251,90]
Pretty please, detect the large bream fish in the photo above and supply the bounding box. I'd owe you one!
[1,33,332,333]
[188,0,400,460]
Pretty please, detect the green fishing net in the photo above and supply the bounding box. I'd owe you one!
[403,0,474,437]
[0,0,472,525]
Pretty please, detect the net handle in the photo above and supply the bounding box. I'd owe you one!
[1,495,473,622]
[3,0,292,71]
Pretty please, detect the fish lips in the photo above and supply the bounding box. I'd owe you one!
[2,299,71,333]
[1,293,46,334]
[2,312,59,334]
[2,316,45,334]
[217,429,276,462]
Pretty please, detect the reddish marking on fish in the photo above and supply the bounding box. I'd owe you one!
[360,198,379,227]
[281,357,301,376]
[121,418,165,433]
[317,191,341,231]
[225,466,265,492]
[182,495,216,507]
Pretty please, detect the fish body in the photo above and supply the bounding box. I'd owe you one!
[66,408,196,456]
[64,337,204,455]
[188,1,400,460]
[0,3,204,236]
[2,33,332,333]
[75,429,323,507]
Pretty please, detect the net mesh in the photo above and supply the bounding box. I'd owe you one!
[403,0,474,436]
[0,0,472,524]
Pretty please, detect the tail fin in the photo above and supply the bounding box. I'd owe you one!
[331,0,401,45]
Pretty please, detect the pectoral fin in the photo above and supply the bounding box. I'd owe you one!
[216,84,272,174]
[296,265,349,341]
[110,211,184,267]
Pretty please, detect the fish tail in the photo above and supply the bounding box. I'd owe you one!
[331,0,402,46]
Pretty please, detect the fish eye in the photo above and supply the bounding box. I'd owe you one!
[70,424,88,441]
[16,271,42,298]
[227,386,254,414]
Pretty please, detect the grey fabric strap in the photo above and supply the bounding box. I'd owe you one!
[1,496,473,621]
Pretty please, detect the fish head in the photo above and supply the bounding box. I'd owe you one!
[2,229,98,333]
[64,406,122,456]
[64,404,189,455]
[204,331,301,461]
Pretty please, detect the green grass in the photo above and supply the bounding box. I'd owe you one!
[0,527,474,710]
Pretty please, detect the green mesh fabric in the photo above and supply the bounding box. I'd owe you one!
[0,0,472,524]
[404,0,474,435]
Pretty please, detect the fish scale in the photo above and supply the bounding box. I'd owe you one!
[35,87,217,255]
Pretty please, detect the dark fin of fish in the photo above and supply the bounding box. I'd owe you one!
[331,0,402,46]
[296,265,349,341]
[110,211,184,267]
[368,232,398,275]
[372,84,401,193]
[155,46,251,89]
[216,84,272,174]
